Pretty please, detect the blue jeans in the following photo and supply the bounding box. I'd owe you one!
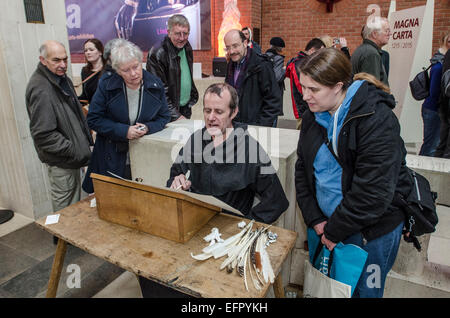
[419,107,440,157]
[342,222,403,298]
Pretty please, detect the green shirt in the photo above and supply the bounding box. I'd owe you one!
[178,48,192,107]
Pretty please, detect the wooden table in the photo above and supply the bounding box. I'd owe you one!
[36,198,297,298]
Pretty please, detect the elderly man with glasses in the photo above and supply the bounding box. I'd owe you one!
[146,14,199,122]
[351,17,391,87]
[223,29,281,127]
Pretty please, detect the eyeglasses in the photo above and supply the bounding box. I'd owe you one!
[224,43,243,52]
[172,31,190,39]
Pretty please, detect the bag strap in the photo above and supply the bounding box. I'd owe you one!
[403,230,422,251]
[74,69,101,88]
[312,236,335,276]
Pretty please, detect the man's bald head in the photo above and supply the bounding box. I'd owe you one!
[39,40,68,76]
[224,29,247,45]
[224,29,248,63]
[39,40,65,59]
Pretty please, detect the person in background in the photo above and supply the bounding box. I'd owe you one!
[78,38,106,106]
[242,26,262,54]
[102,38,122,72]
[320,35,350,59]
[265,36,286,127]
[435,48,450,158]
[82,39,170,194]
[295,48,411,298]
[26,41,93,244]
[285,38,325,130]
[420,33,450,157]
[224,29,281,127]
[146,14,198,122]
[351,17,391,87]
[358,26,390,79]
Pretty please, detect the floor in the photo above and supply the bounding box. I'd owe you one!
[0,221,139,298]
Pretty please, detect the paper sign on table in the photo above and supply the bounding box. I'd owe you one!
[45,214,60,225]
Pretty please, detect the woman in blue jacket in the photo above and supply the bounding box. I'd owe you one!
[295,48,411,298]
[82,39,171,194]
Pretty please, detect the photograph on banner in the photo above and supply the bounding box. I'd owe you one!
[65,0,211,54]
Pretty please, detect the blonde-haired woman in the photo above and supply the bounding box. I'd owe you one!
[320,34,350,58]
[295,48,411,298]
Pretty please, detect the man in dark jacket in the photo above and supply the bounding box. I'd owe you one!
[224,29,281,127]
[26,40,93,215]
[351,18,391,86]
[285,38,325,129]
[265,36,286,126]
[169,83,288,223]
[146,14,198,121]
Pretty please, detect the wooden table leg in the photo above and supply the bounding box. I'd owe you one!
[46,238,68,298]
[273,273,285,298]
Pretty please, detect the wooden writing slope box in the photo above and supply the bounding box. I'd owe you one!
[91,173,220,243]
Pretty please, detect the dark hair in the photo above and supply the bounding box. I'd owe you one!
[299,48,352,90]
[203,83,239,116]
[242,27,252,40]
[443,49,450,73]
[83,38,106,71]
[238,30,247,43]
[305,38,325,52]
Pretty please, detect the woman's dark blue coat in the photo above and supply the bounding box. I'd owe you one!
[82,69,171,193]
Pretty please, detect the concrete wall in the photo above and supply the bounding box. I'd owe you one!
[0,0,71,219]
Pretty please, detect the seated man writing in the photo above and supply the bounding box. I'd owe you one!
[139,83,289,298]
[167,82,289,224]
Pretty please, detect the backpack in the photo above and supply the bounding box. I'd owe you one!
[409,64,432,101]
[442,68,450,98]
[262,52,285,84]
[392,168,438,251]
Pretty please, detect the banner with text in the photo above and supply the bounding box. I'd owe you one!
[65,0,211,54]
[388,5,425,118]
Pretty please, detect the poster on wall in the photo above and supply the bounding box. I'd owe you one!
[385,2,434,144]
[65,0,211,54]
[387,5,426,118]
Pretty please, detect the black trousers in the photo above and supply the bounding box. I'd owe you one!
[435,98,450,158]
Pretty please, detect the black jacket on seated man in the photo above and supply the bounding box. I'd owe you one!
[225,48,281,127]
[146,36,199,121]
[167,123,289,224]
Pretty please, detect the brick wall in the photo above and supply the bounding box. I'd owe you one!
[261,0,449,65]
[71,0,448,76]
[193,0,258,75]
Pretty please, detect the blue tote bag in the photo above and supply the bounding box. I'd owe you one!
[307,228,368,296]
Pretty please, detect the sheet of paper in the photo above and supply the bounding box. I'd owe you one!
[106,171,244,216]
[45,214,60,225]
